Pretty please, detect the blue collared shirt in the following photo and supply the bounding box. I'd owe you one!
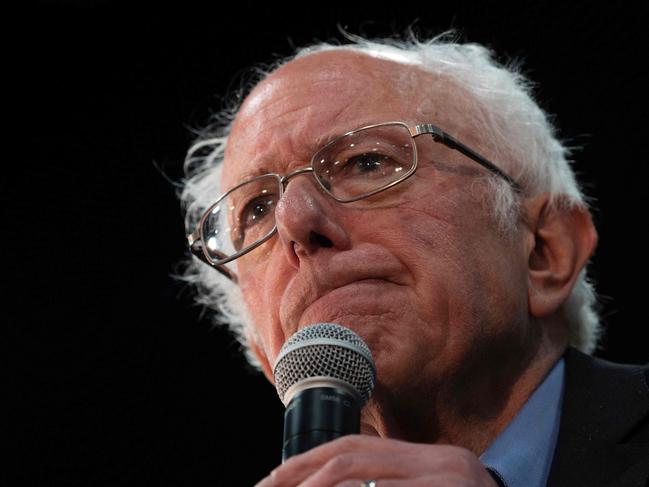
[480,358,565,487]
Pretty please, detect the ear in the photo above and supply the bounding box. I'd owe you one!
[248,334,275,384]
[524,194,598,319]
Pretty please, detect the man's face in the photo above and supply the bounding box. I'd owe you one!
[221,51,533,407]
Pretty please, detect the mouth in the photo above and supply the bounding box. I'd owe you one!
[294,278,400,330]
[276,246,409,346]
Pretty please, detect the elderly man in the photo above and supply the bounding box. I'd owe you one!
[181,35,648,486]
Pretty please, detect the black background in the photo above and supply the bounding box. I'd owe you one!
[9,1,648,486]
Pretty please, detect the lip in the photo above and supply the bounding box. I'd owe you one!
[297,278,396,326]
[280,260,405,334]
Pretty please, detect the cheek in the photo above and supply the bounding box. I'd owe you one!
[238,252,292,359]
[394,196,528,341]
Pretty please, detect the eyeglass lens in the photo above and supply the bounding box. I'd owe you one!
[313,123,415,201]
[202,123,415,263]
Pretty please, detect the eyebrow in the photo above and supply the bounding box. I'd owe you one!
[235,164,280,183]
[228,119,388,185]
[313,119,386,147]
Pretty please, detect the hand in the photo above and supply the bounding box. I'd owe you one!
[255,435,500,486]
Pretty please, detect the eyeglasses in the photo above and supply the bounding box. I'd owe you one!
[186,121,521,282]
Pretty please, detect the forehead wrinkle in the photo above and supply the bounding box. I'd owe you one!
[240,73,358,119]
[236,65,373,136]
[229,75,361,157]
[230,110,397,186]
[227,96,379,185]
[224,50,467,189]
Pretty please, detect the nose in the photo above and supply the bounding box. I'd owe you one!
[274,174,351,269]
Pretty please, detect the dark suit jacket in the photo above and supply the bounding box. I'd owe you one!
[547,348,649,486]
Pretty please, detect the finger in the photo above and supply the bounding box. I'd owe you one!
[255,437,478,487]
[346,478,483,487]
[296,443,494,487]
[256,436,393,487]
[298,451,410,487]
[334,480,434,487]
[333,481,367,487]
[333,480,375,487]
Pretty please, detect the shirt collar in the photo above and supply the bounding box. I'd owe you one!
[480,357,565,487]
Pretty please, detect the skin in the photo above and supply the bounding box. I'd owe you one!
[220,50,598,486]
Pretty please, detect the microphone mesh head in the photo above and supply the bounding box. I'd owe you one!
[273,323,376,406]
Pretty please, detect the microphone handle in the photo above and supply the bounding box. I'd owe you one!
[282,386,360,461]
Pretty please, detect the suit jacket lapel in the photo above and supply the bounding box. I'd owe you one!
[547,348,649,487]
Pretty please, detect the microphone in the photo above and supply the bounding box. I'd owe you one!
[273,323,376,461]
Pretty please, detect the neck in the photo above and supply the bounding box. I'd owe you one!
[360,321,567,455]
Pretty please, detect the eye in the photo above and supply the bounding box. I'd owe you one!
[230,194,278,251]
[349,153,383,172]
[240,195,276,227]
[343,151,403,178]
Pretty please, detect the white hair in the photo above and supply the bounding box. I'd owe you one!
[177,32,602,369]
